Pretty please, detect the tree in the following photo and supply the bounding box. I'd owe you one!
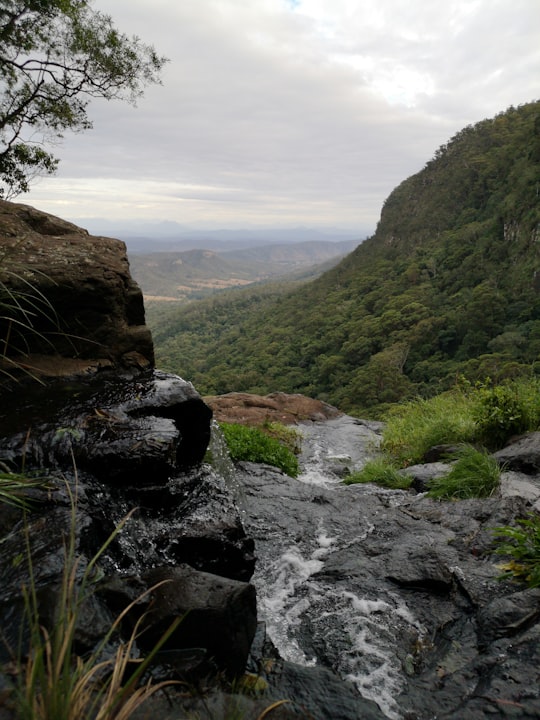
[0,0,167,198]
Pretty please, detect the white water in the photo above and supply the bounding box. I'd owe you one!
[244,416,426,720]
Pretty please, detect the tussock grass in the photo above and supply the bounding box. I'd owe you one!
[344,458,412,490]
[426,444,501,500]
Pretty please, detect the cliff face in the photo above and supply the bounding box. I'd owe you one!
[0,200,154,377]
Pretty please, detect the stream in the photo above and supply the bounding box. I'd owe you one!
[235,415,426,720]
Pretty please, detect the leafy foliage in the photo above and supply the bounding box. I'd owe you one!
[426,445,501,500]
[493,514,540,588]
[0,0,167,197]
[150,102,540,416]
[220,422,299,477]
[473,378,540,449]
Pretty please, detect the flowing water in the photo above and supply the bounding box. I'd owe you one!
[236,415,426,720]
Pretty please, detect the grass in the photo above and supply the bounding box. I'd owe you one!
[344,458,412,490]
[219,422,299,477]
[426,444,501,500]
[0,249,60,382]
[3,482,182,720]
[493,513,540,588]
[0,469,54,510]
[380,388,478,467]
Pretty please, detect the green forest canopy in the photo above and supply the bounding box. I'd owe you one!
[150,101,540,417]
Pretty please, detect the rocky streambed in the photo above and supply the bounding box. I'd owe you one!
[237,415,540,719]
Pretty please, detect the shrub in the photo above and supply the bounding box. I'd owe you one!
[344,458,412,490]
[493,513,540,588]
[220,422,299,477]
[426,444,501,499]
[473,378,540,449]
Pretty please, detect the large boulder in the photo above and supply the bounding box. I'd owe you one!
[0,200,153,375]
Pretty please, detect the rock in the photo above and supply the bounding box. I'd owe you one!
[0,370,212,472]
[386,546,455,594]
[400,461,451,492]
[476,588,540,646]
[500,469,540,511]
[494,431,540,474]
[0,199,153,374]
[141,565,257,678]
[205,391,342,426]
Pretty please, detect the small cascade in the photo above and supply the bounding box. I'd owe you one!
[236,415,424,720]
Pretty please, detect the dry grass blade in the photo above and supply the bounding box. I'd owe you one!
[256,700,291,719]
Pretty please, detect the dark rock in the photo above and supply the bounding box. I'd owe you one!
[423,444,462,463]
[494,431,540,474]
[476,588,540,646]
[386,546,455,594]
[400,461,451,492]
[0,370,212,473]
[141,565,257,678]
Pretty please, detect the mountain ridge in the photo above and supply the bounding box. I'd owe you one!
[150,101,540,414]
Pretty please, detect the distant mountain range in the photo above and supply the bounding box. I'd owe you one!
[70,219,367,254]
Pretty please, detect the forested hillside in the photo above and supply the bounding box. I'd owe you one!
[151,101,540,415]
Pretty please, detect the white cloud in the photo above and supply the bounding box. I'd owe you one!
[25,0,540,233]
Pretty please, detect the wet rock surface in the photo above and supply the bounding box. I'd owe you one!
[1,371,540,719]
[235,416,540,720]
[0,369,256,709]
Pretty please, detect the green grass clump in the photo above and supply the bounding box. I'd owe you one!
[381,389,477,467]
[0,470,53,509]
[426,444,501,499]
[493,513,540,587]
[344,458,412,490]
[220,422,299,477]
[261,420,302,456]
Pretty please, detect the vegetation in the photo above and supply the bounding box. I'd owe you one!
[0,245,65,380]
[425,445,501,500]
[380,387,477,466]
[220,422,299,477]
[344,459,411,490]
[346,377,540,498]
[5,497,181,720]
[493,513,540,588]
[473,378,540,449]
[0,0,167,198]
[150,102,540,416]
[0,470,52,509]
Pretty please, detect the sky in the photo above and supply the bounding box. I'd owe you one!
[24,0,540,235]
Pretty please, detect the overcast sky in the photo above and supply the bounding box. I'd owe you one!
[25,0,540,234]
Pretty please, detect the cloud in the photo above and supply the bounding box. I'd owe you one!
[26,0,540,232]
